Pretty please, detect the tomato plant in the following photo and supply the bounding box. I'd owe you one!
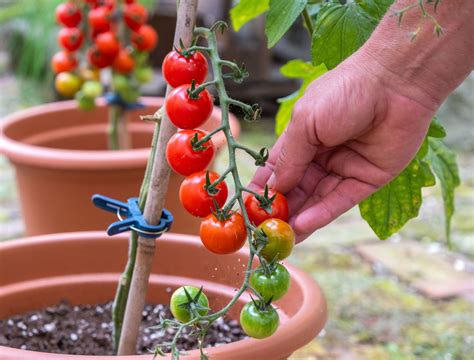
[131,24,158,51]
[55,2,81,28]
[165,84,213,129]
[58,27,84,51]
[170,286,209,323]
[51,51,77,73]
[240,300,280,339]
[179,170,228,218]
[166,130,215,176]
[258,218,295,261]
[245,187,289,226]
[250,263,290,302]
[200,212,247,254]
[54,72,81,97]
[88,6,112,33]
[162,50,208,88]
[95,31,120,57]
[112,49,135,74]
[123,3,148,31]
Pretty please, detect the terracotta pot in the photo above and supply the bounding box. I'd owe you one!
[0,231,327,359]
[0,98,240,236]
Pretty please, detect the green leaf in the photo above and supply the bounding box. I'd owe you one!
[359,154,434,240]
[426,139,460,245]
[358,0,394,19]
[265,0,308,48]
[230,0,269,31]
[311,2,377,69]
[275,61,328,135]
[427,117,447,138]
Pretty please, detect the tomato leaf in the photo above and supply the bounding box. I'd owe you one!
[265,0,308,48]
[275,60,327,135]
[427,117,447,138]
[426,138,460,245]
[230,0,269,31]
[359,0,394,19]
[311,2,377,69]
[359,151,435,240]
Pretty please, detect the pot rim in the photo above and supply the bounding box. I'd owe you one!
[0,231,327,359]
[0,98,237,170]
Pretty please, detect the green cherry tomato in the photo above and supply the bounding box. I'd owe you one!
[170,286,209,323]
[240,301,279,339]
[250,264,290,302]
[119,88,140,103]
[82,80,103,98]
[75,92,95,111]
[134,67,153,83]
[258,218,295,261]
[112,74,129,92]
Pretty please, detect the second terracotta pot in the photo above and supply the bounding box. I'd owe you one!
[0,98,239,236]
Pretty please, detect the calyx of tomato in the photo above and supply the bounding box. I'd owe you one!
[190,132,209,152]
[258,256,279,277]
[256,185,277,214]
[211,199,235,221]
[253,227,269,253]
[179,286,210,320]
[174,38,198,58]
[187,79,207,99]
[250,294,275,311]
[204,170,222,196]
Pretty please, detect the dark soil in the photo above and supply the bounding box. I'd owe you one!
[0,301,246,355]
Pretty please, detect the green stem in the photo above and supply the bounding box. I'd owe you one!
[302,7,315,37]
[112,120,161,350]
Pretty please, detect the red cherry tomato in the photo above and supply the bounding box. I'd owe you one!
[165,84,213,129]
[131,25,158,51]
[95,31,120,57]
[166,130,215,176]
[55,2,82,28]
[58,27,84,52]
[103,0,116,10]
[87,46,115,69]
[244,189,289,226]
[88,6,111,33]
[179,171,228,218]
[112,49,135,74]
[162,50,208,88]
[123,3,147,31]
[200,213,247,254]
[51,51,78,74]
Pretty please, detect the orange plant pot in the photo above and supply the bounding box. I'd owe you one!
[0,231,327,359]
[0,98,239,236]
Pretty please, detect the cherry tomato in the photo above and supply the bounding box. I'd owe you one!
[123,3,147,31]
[165,84,213,129]
[250,264,290,302]
[131,25,158,52]
[87,46,115,69]
[55,72,81,97]
[58,27,84,52]
[51,51,78,74]
[55,2,81,28]
[112,74,129,92]
[258,219,295,261]
[75,91,95,111]
[179,170,228,218]
[95,31,120,57]
[240,301,279,339]
[166,130,215,176]
[245,189,289,226]
[80,67,100,81]
[170,286,209,323]
[81,80,103,98]
[134,67,153,83]
[88,6,111,33]
[162,50,208,88]
[112,49,135,74]
[200,213,247,254]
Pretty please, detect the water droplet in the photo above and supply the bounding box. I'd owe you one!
[165,287,172,293]
[70,333,78,341]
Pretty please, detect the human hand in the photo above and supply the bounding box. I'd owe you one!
[249,55,437,242]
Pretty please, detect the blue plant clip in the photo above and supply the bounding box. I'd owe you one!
[104,92,145,111]
[91,194,173,239]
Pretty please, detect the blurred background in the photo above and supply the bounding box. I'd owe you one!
[0,0,473,359]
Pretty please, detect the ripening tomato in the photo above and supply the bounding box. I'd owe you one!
[55,72,81,97]
[200,213,247,254]
[81,80,103,98]
[55,2,81,27]
[123,3,147,31]
[88,6,112,33]
[244,189,289,226]
[51,51,78,74]
[134,67,153,83]
[131,25,158,51]
[95,31,120,56]
[87,46,115,69]
[258,219,295,261]
[165,85,213,129]
[58,27,84,52]
[162,50,208,88]
[112,49,135,74]
[166,130,215,176]
[250,264,290,302]
[170,286,209,323]
[179,170,228,218]
[240,301,279,339]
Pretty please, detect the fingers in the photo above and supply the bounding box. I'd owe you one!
[268,101,318,194]
[291,178,377,240]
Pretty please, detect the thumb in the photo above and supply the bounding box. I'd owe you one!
[269,100,318,194]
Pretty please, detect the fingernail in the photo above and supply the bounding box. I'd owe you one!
[267,173,275,187]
